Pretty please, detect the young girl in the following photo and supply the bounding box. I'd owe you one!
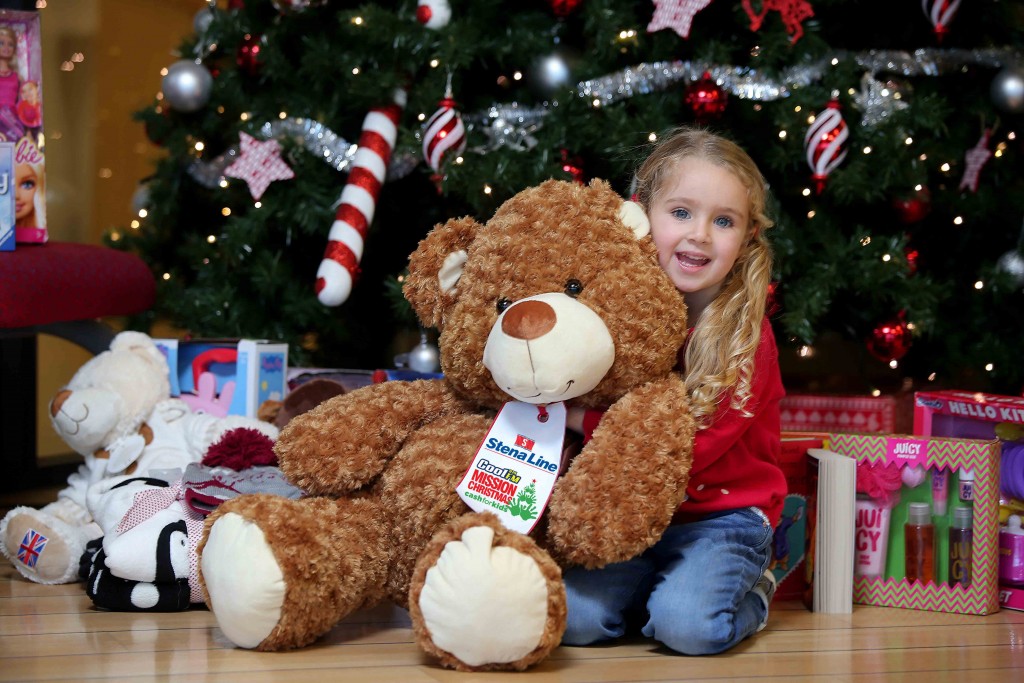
[562,127,786,655]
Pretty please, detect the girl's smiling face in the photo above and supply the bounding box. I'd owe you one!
[648,156,751,320]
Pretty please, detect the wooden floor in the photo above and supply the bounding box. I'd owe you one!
[1,562,1023,683]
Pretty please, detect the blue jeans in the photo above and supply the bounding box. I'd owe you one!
[562,507,773,655]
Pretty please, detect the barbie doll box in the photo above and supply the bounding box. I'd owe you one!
[0,10,46,244]
[154,338,289,419]
[914,389,1024,611]
[829,432,1001,616]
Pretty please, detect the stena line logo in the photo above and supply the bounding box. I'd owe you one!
[485,436,558,472]
[515,434,536,450]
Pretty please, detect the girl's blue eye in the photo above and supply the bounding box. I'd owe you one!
[671,208,690,219]
[714,216,734,227]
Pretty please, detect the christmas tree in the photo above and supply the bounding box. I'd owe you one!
[114,0,1024,393]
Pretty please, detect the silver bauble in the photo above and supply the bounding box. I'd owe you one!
[528,46,582,100]
[193,8,214,35]
[271,0,325,11]
[162,60,213,113]
[996,249,1024,288]
[991,65,1024,114]
[131,183,150,216]
[407,339,441,373]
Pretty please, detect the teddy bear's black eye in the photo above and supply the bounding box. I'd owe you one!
[564,279,583,298]
[496,297,512,313]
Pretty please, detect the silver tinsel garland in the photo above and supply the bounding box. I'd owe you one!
[189,47,1021,185]
[188,117,420,188]
[472,48,1020,150]
[578,48,1020,105]
[188,117,358,188]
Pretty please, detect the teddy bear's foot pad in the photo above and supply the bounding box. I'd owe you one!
[417,524,551,667]
[201,512,285,648]
[1,507,81,584]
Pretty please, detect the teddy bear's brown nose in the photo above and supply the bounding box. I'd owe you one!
[501,300,557,341]
[50,389,72,417]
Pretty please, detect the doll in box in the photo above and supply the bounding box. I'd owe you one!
[0,25,23,143]
[16,80,39,130]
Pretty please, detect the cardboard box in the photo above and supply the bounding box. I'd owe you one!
[1000,584,1024,611]
[0,10,47,244]
[156,338,288,418]
[770,433,829,603]
[826,432,1001,616]
[780,393,911,434]
[913,390,1024,439]
[0,141,13,251]
[915,389,1024,611]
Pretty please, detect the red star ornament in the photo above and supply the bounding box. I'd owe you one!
[647,0,715,39]
[224,132,295,200]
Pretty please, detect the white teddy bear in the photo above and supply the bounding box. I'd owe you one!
[0,331,278,585]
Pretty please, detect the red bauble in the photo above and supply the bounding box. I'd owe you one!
[866,316,911,363]
[548,0,584,17]
[227,0,245,9]
[892,187,931,224]
[684,72,728,123]
[560,148,585,184]
[236,33,264,76]
[905,246,920,274]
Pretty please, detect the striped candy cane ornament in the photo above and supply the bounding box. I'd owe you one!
[804,99,848,194]
[316,93,406,306]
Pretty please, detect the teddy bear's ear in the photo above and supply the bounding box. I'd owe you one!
[618,200,650,240]
[404,216,482,329]
[109,331,165,366]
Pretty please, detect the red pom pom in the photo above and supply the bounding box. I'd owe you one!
[204,427,276,470]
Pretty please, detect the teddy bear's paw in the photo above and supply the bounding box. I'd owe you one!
[1,507,86,584]
[200,511,286,649]
[414,522,564,670]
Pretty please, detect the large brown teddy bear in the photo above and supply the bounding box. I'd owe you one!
[197,179,696,671]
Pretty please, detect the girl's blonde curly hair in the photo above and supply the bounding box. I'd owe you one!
[634,127,775,427]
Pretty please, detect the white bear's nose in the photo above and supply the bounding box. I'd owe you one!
[501,300,556,341]
[50,389,72,417]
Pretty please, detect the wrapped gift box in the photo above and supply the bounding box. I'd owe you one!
[780,393,911,434]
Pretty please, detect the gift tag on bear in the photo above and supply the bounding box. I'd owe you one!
[456,401,566,534]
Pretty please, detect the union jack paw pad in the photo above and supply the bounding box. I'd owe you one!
[18,528,49,568]
[1,508,78,584]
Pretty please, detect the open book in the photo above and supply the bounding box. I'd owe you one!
[805,448,856,613]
